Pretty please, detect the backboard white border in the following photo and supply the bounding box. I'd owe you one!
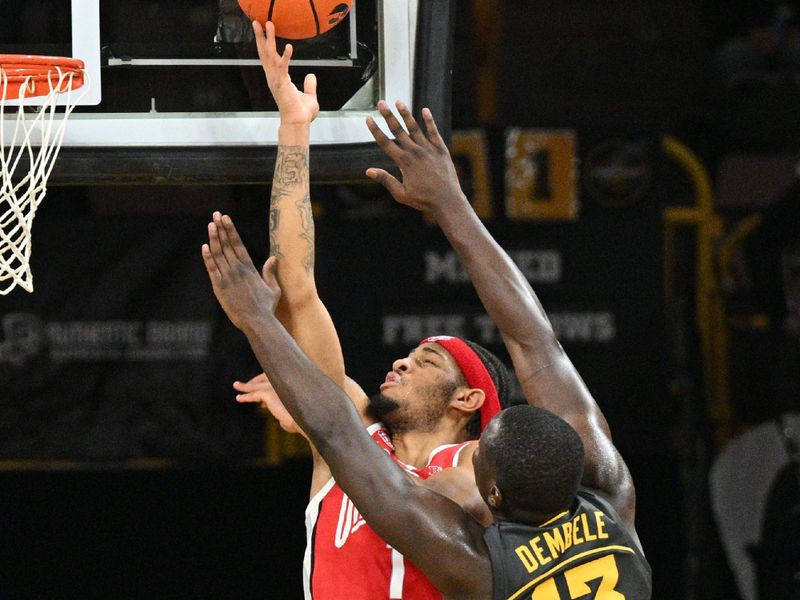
[3,0,416,147]
[68,0,102,106]
[6,0,102,107]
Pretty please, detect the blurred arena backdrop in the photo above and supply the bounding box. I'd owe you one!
[1,1,799,599]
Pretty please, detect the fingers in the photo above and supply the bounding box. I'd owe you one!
[303,73,317,99]
[264,21,277,56]
[395,101,427,146]
[251,372,270,384]
[376,100,415,150]
[234,391,264,404]
[233,372,274,405]
[201,243,221,283]
[262,255,279,288]
[233,380,275,394]
[234,374,272,392]
[208,211,255,277]
[261,21,280,61]
[252,20,265,44]
[262,255,278,276]
[219,213,252,264]
[262,256,282,306]
[253,21,269,64]
[421,107,447,151]
[366,168,406,201]
[368,101,441,162]
[366,115,402,162]
[213,212,241,267]
[281,43,293,70]
[207,217,229,272]
[254,21,289,72]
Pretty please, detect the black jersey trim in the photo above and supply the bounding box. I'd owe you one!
[538,510,568,527]
[507,545,635,600]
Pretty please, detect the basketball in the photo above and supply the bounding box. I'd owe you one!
[238,1,353,40]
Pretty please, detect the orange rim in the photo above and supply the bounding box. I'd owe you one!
[0,54,86,100]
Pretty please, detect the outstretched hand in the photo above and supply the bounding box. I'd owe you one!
[234,372,306,436]
[202,211,281,331]
[365,101,466,216]
[254,20,319,125]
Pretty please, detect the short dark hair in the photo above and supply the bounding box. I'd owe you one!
[484,405,585,514]
[462,340,513,439]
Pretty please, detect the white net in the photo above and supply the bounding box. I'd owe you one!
[0,63,86,295]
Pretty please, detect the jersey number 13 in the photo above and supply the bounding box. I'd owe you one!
[531,554,625,599]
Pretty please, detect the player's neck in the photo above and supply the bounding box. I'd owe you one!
[390,424,470,468]
[496,501,573,528]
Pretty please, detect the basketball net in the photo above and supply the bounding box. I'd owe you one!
[0,60,87,295]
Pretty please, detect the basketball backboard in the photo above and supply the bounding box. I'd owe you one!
[0,0,455,184]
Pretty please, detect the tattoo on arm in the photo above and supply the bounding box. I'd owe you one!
[269,145,313,267]
[296,193,315,272]
[274,146,309,187]
[269,205,283,258]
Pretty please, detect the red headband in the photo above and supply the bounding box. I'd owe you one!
[420,336,501,431]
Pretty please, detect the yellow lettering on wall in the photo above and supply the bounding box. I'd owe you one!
[515,544,538,573]
[452,130,494,221]
[504,128,579,222]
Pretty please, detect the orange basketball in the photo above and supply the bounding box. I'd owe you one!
[238,1,353,40]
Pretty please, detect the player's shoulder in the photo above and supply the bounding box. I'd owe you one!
[574,487,631,530]
[576,487,645,555]
[428,439,477,469]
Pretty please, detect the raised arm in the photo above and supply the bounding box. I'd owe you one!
[202,215,490,600]
[252,21,347,391]
[366,102,637,532]
[248,23,370,494]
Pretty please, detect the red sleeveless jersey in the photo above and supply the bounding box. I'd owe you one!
[303,423,472,600]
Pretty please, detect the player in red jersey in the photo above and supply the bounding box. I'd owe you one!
[235,21,510,599]
[200,98,651,599]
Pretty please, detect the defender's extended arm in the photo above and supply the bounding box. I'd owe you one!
[366,102,637,532]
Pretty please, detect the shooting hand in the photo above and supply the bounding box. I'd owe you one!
[254,21,319,125]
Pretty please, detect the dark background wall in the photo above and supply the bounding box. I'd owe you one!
[3,0,799,598]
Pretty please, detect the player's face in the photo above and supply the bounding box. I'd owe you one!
[367,343,464,432]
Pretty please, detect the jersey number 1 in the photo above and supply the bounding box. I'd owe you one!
[532,554,625,599]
